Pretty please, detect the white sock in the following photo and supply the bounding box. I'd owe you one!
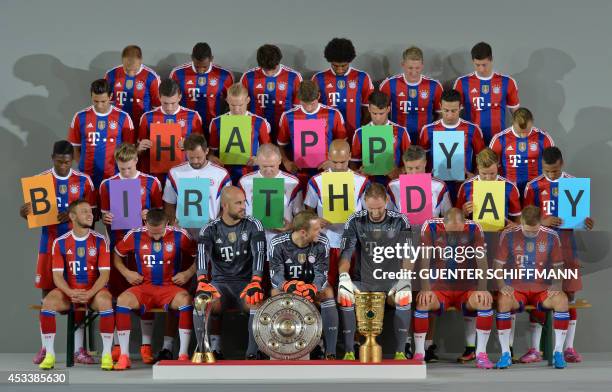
[41,333,55,356]
[405,336,412,345]
[101,333,113,356]
[163,336,174,351]
[178,329,191,356]
[565,320,577,349]
[509,314,516,347]
[140,319,154,345]
[414,333,426,355]
[118,330,130,356]
[476,329,490,355]
[210,335,221,352]
[530,322,543,350]
[554,329,567,353]
[425,339,433,350]
[74,325,84,353]
[464,317,476,347]
[498,329,510,354]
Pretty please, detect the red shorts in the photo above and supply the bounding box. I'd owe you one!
[35,253,55,290]
[58,287,112,306]
[434,290,473,314]
[513,290,549,312]
[124,284,188,313]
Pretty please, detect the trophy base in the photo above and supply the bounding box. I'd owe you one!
[359,344,383,363]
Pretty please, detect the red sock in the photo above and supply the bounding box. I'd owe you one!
[40,310,56,334]
[496,312,512,330]
[414,310,429,334]
[553,312,570,330]
[178,305,193,330]
[569,308,577,321]
[530,310,546,324]
[99,309,115,334]
[115,306,132,331]
[476,309,493,330]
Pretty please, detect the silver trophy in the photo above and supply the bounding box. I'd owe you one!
[253,293,322,360]
[192,292,216,363]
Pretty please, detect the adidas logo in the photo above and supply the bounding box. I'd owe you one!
[87,123,93,128]
[515,245,522,251]
[186,80,193,85]
[216,238,223,244]
[327,83,333,88]
[67,249,73,255]
[285,259,292,264]
[471,88,478,93]
[506,146,514,151]
[398,92,405,97]
[542,190,548,195]
[256,83,263,88]
[142,244,148,249]
[115,82,122,87]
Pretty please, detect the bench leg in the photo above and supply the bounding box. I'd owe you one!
[542,310,553,366]
[66,310,75,368]
[86,310,98,353]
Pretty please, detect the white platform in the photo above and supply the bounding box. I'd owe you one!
[152,359,426,382]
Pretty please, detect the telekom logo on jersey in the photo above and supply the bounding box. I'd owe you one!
[542,200,555,215]
[472,96,486,111]
[142,254,165,267]
[257,94,269,108]
[116,91,129,106]
[87,132,101,146]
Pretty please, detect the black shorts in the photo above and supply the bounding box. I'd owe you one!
[212,280,249,310]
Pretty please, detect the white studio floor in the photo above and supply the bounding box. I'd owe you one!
[1,353,611,392]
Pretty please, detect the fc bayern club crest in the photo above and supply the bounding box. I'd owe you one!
[140,187,145,196]
[70,184,79,194]
[88,247,97,257]
[210,78,218,87]
[530,143,538,152]
[308,255,316,264]
[348,80,357,89]
[109,121,118,130]
[420,90,429,99]
[165,243,174,252]
[492,85,500,94]
[241,232,248,241]
[136,81,144,90]
[179,120,186,127]
[538,242,547,253]
[278,82,286,91]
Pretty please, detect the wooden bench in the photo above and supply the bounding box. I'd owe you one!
[29,305,166,367]
[446,299,592,365]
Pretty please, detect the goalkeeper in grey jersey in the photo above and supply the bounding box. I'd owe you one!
[337,183,414,360]
[269,210,339,359]
[196,186,267,359]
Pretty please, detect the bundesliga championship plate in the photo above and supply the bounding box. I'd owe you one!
[253,293,322,360]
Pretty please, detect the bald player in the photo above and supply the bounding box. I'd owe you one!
[238,143,303,242]
[196,186,267,359]
[304,139,370,288]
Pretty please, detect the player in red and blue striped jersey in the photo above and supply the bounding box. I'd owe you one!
[523,147,594,364]
[494,206,571,369]
[20,141,97,292]
[208,84,271,184]
[414,210,494,368]
[350,90,411,186]
[20,141,97,366]
[278,80,346,192]
[380,46,442,143]
[136,79,203,179]
[68,79,134,188]
[456,148,521,225]
[419,89,486,177]
[312,38,374,142]
[113,209,196,370]
[240,44,302,143]
[170,42,234,138]
[490,108,554,196]
[105,45,161,125]
[38,199,114,370]
[453,42,520,145]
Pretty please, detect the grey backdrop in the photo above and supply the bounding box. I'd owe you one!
[1,0,611,353]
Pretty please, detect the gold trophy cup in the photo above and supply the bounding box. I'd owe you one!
[192,292,216,363]
[355,292,386,363]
